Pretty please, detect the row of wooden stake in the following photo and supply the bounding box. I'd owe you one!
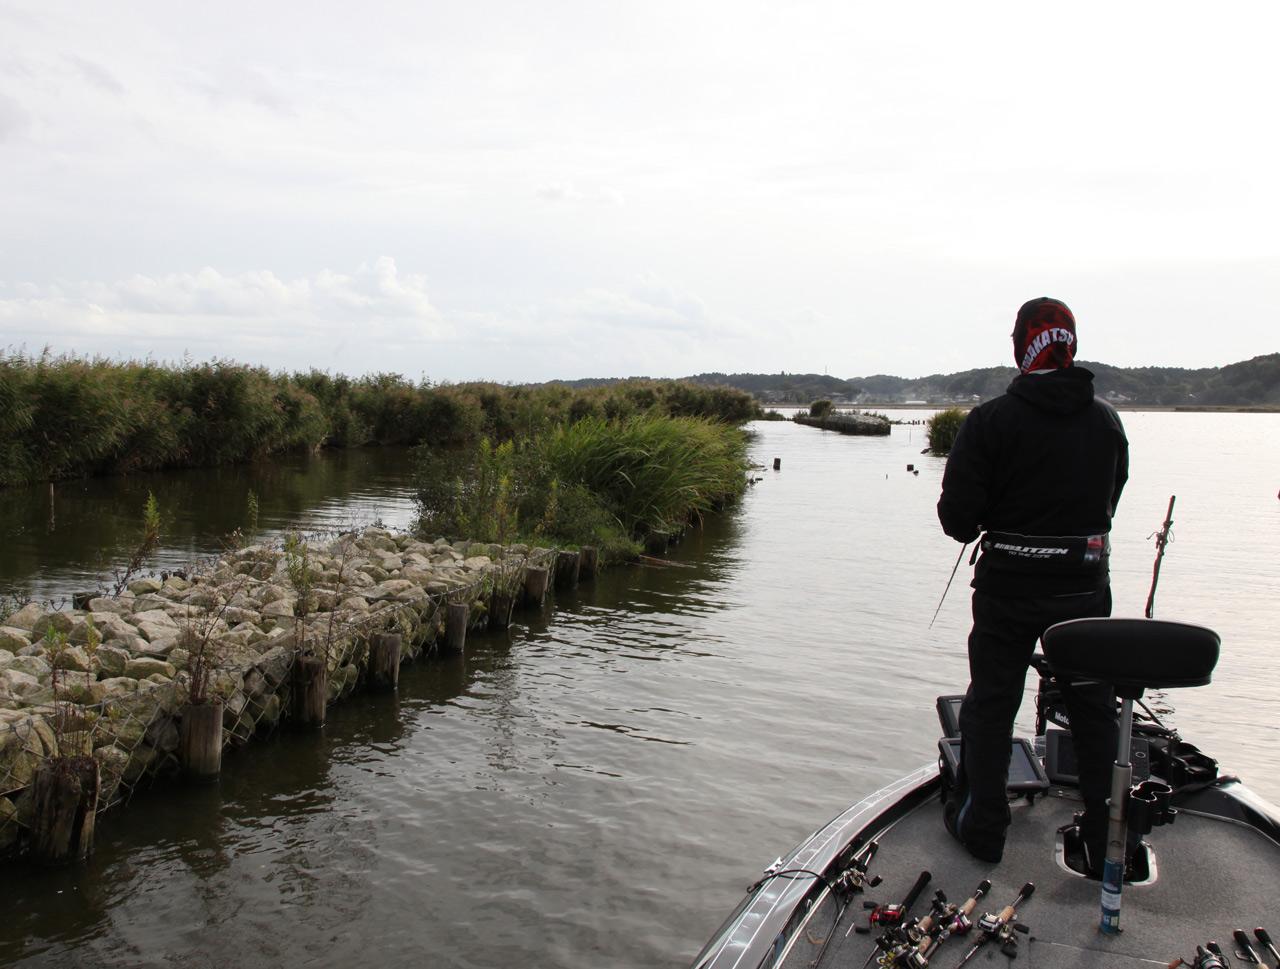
[25,545,602,867]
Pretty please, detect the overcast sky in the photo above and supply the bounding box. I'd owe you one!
[1,1,1277,382]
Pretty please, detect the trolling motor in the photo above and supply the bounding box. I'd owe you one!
[1040,618,1220,935]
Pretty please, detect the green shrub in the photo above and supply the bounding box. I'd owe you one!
[927,407,969,454]
[809,399,834,418]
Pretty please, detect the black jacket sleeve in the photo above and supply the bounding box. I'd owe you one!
[936,409,988,543]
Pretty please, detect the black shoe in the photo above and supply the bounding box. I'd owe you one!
[944,803,1004,864]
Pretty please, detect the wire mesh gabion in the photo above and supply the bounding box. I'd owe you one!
[0,530,562,860]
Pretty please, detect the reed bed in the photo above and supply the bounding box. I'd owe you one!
[0,351,758,487]
[414,415,751,560]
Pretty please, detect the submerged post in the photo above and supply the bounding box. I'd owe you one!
[523,567,549,609]
[30,758,99,865]
[488,590,514,631]
[292,654,328,727]
[180,700,224,781]
[578,545,598,579]
[554,550,580,590]
[444,602,469,654]
[369,633,402,689]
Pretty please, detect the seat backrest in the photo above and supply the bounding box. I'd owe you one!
[1040,617,1219,692]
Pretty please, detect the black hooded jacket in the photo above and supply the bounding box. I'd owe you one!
[937,366,1129,596]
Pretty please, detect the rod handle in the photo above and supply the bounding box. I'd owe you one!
[960,880,992,917]
[1254,927,1272,946]
[900,870,931,911]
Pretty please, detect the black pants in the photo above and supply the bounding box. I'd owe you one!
[951,587,1117,857]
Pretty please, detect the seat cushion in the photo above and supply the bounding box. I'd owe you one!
[1040,617,1219,691]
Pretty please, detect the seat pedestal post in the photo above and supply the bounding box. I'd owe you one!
[1100,696,1135,934]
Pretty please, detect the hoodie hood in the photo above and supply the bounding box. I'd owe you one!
[1007,365,1096,415]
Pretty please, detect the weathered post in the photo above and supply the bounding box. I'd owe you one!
[554,550,580,590]
[578,546,599,580]
[180,700,224,781]
[292,654,327,727]
[369,633,402,689]
[444,602,469,654]
[30,758,99,865]
[773,457,781,470]
[523,567,549,609]
[488,591,515,631]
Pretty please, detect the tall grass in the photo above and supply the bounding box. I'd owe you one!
[537,416,749,535]
[414,415,751,559]
[927,407,969,454]
[0,350,759,487]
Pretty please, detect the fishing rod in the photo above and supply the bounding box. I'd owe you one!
[1255,928,1280,966]
[953,882,1034,968]
[859,871,932,967]
[1145,495,1176,619]
[893,879,991,968]
[860,892,945,968]
[929,543,970,629]
[1233,930,1264,965]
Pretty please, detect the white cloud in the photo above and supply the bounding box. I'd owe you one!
[0,91,28,142]
[0,258,450,365]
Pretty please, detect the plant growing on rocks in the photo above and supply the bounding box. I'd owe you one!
[109,492,162,598]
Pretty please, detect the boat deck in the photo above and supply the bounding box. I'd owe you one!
[786,786,1280,968]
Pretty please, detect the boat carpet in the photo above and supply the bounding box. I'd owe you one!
[787,787,1280,969]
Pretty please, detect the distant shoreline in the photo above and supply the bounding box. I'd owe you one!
[759,402,1280,414]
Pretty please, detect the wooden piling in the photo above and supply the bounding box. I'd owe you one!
[369,633,402,689]
[554,550,580,590]
[30,758,99,865]
[523,567,549,609]
[488,592,515,631]
[292,654,328,727]
[179,700,224,781]
[444,602,469,654]
[578,545,598,580]
[773,457,781,470]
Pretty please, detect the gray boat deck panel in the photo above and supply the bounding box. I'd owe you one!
[786,787,1280,969]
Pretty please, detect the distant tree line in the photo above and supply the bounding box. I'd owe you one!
[672,353,1279,407]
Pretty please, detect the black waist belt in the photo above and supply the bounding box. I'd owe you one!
[981,531,1110,569]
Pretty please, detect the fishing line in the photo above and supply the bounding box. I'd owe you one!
[928,542,969,629]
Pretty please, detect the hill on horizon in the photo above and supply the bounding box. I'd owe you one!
[552,353,1280,408]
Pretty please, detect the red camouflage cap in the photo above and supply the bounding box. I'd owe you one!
[1012,297,1076,373]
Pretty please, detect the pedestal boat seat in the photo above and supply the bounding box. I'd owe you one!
[1039,617,1220,701]
[1040,617,1221,933]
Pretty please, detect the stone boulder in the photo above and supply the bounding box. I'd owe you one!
[7,655,50,678]
[95,644,131,677]
[124,657,176,680]
[4,603,44,632]
[128,577,163,595]
[0,628,31,653]
[31,611,74,640]
[86,597,131,615]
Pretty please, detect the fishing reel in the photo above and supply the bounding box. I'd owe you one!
[973,912,1029,959]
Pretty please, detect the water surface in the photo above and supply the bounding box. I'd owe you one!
[2,413,1277,968]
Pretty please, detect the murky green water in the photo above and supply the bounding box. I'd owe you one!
[2,415,1278,968]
